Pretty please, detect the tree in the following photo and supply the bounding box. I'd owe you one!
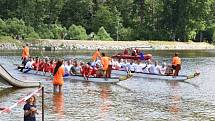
[5,18,27,36]
[95,26,113,41]
[92,6,121,40]
[59,0,94,31]
[67,24,88,40]
[0,19,6,36]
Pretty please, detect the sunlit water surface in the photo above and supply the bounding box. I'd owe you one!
[0,50,215,121]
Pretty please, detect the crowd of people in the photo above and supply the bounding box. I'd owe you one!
[19,45,182,78]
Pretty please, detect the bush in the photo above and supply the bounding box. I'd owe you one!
[118,27,134,41]
[4,18,27,36]
[36,24,54,39]
[95,26,113,41]
[26,32,40,40]
[0,19,7,36]
[67,24,88,40]
[50,24,67,39]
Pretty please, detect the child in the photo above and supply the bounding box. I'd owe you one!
[23,96,37,121]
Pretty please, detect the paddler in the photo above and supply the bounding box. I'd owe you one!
[101,53,112,78]
[172,53,181,76]
[92,48,101,62]
[22,43,30,60]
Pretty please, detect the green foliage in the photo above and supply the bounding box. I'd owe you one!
[4,18,26,36]
[0,36,21,45]
[0,19,6,36]
[26,32,40,40]
[95,26,113,41]
[118,27,134,41]
[92,6,121,40]
[0,0,215,42]
[59,0,93,29]
[50,24,67,39]
[68,24,88,40]
[36,24,54,39]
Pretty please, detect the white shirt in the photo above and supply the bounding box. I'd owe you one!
[134,63,145,73]
[149,65,159,74]
[143,64,151,73]
[64,65,73,73]
[128,63,136,72]
[159,66,167,75]
[25,61,33,69]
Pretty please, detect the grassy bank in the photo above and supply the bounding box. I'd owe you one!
[37,39,215,50]
[0,37,215,50]
[0,36,22,45]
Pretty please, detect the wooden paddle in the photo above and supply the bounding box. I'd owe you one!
[187,72,200,79]
[119,73,133,81]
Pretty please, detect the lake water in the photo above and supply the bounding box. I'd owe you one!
[0,50,215,121]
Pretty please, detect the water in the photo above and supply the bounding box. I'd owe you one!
[0,50,215,121]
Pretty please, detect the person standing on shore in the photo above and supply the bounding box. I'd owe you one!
[53,60,64,93]
[92,48,101,62]
[22,44,30,60]
[172,53,181,76]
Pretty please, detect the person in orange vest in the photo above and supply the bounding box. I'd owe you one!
[22,43,30,60]
[172,53,181,76]
[101,53,112,78]
[53,60,64,93]
[92,48,101,61]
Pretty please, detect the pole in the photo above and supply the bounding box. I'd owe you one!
[42,87,44,121]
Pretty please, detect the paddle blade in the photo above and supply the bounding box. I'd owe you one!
[187,72,200,79]
[119,75,133,81]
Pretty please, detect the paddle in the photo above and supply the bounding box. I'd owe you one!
[187,72,200,79]
[119,72,133,81]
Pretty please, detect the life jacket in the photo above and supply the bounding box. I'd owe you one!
[92,50,101,61]
[101,57,111,71]
[53,66,64,85]
[172,56,181,65]
[22,47,29,59]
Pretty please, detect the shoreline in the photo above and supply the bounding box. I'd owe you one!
[0,39,215,50]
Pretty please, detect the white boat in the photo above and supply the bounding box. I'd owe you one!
[112,70,199,81]
[18,69,129,83]
[63,75,127,83]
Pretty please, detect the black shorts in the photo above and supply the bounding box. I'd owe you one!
[172,64,181,70]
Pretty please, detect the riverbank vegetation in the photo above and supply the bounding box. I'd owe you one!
[0,0,215,43]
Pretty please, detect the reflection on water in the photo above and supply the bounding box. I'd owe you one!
[98,85,111,120]
[168,81,181,120]
[53,92,65,120]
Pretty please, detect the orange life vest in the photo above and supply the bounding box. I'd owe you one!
[92,50,101,61]
[53,66,64,85]
[101,57,111,71]
[22,47,30,58]
[172,56,181,65]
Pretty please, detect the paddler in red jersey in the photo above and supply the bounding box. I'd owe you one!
[81,62,93,80]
